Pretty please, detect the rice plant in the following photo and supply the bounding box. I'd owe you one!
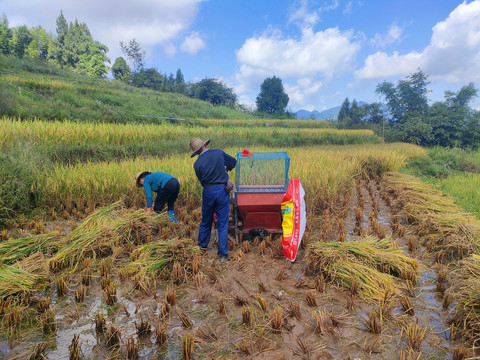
[400,296,415,316]
[106,324,121,348]
[165,287,176,306]
[125,336,139,360]
[256,296,267,313]
[313,309,329,334]
[195,325,217,342]
[177,309,193,328]
[305,291,317,307]
[69,334,80,360]
[154,322,167,346]
[36,298,50,313]
[404,323,427,351]
[29,342,48,360]
[135,318,151,336]
[218,298,226,315]
[182,333,194,360]
[42,309,56,335]
[95,313,106,333]
[287,300,301,320]
[241,306,254,328]
[271,306,283,332]
[368,310,382,334]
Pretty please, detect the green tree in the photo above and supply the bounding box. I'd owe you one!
[132,68,166,90]
[337,97,350,122]
[120,39,145,72]
[11,25,32,58]
[256,76,289,115]
[25,26,52,60]
[362,102,385,125]
[63,19,92,67]
[375,69,431,144]
[175,68,186,94]
[189,78,237,106]
[391,116,433,145]
[427,83,479,148]
[349,99,362,126]
[0,13,12,55]
[461,113,480,149]
[167,73,175,92]
[112,57,130,80]
[86,53,108,78]
[376,69,429,124]
[51,11,68,67]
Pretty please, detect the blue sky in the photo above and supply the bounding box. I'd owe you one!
[2,0,480,112]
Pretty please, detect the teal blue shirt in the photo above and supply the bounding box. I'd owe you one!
[143,172,174,208]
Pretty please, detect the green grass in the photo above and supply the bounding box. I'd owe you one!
[437,173,480,218]
[402,146,480,218]
[402,147,480,178]
[0,54,255,123]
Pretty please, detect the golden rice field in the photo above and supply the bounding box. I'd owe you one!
[4,120,480,358]
[196,118,332,127]
[37,143,425,213]
[0,117,375,148]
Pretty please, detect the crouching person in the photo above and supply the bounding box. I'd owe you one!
[135,171,180,223]
[190,137,236,261]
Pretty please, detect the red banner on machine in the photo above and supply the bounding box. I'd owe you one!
[281,179,306,262]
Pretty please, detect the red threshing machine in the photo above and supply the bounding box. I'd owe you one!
[230,151,290,242]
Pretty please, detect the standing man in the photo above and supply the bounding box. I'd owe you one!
[190,137,236,261]
[135,171,180,223]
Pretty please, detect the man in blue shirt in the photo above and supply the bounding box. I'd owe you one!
[190,137,236,261]
[135,171,180,223]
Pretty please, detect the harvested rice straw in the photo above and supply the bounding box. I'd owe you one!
[383,172,480,258]
[306,239,418,300]
[308,237,418,280]
[449,254,480,344]
[129,238,199,280]
[48,201,163,270]
[0,252,48,299]
[0,233,63,265]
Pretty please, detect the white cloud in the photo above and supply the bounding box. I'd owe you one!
[288,0,339,27]
[356,0,480,82]
[288,0,320,26]
[302,104,316,111]
[322,0,340,12]
[235,25,360,108]
[343,1,353,15]
[371,23,403,47]
[236,27,360,80]
[1,0,205,61]
[180,32,206,55]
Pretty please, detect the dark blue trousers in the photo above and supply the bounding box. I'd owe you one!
[154,178,180,213]
[198,185,230,256]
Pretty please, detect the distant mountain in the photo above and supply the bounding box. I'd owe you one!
[296,101,369,120]
[295,109,312,119]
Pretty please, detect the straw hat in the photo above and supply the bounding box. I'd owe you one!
[135,171,150,187]
[189,137,210,158]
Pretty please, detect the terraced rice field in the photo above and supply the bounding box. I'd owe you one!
[0,119,479,359]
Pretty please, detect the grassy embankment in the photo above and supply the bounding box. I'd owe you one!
[403,147,480,218]
[0,54,254,123]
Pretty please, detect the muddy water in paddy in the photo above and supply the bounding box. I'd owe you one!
[0,177,467,359]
